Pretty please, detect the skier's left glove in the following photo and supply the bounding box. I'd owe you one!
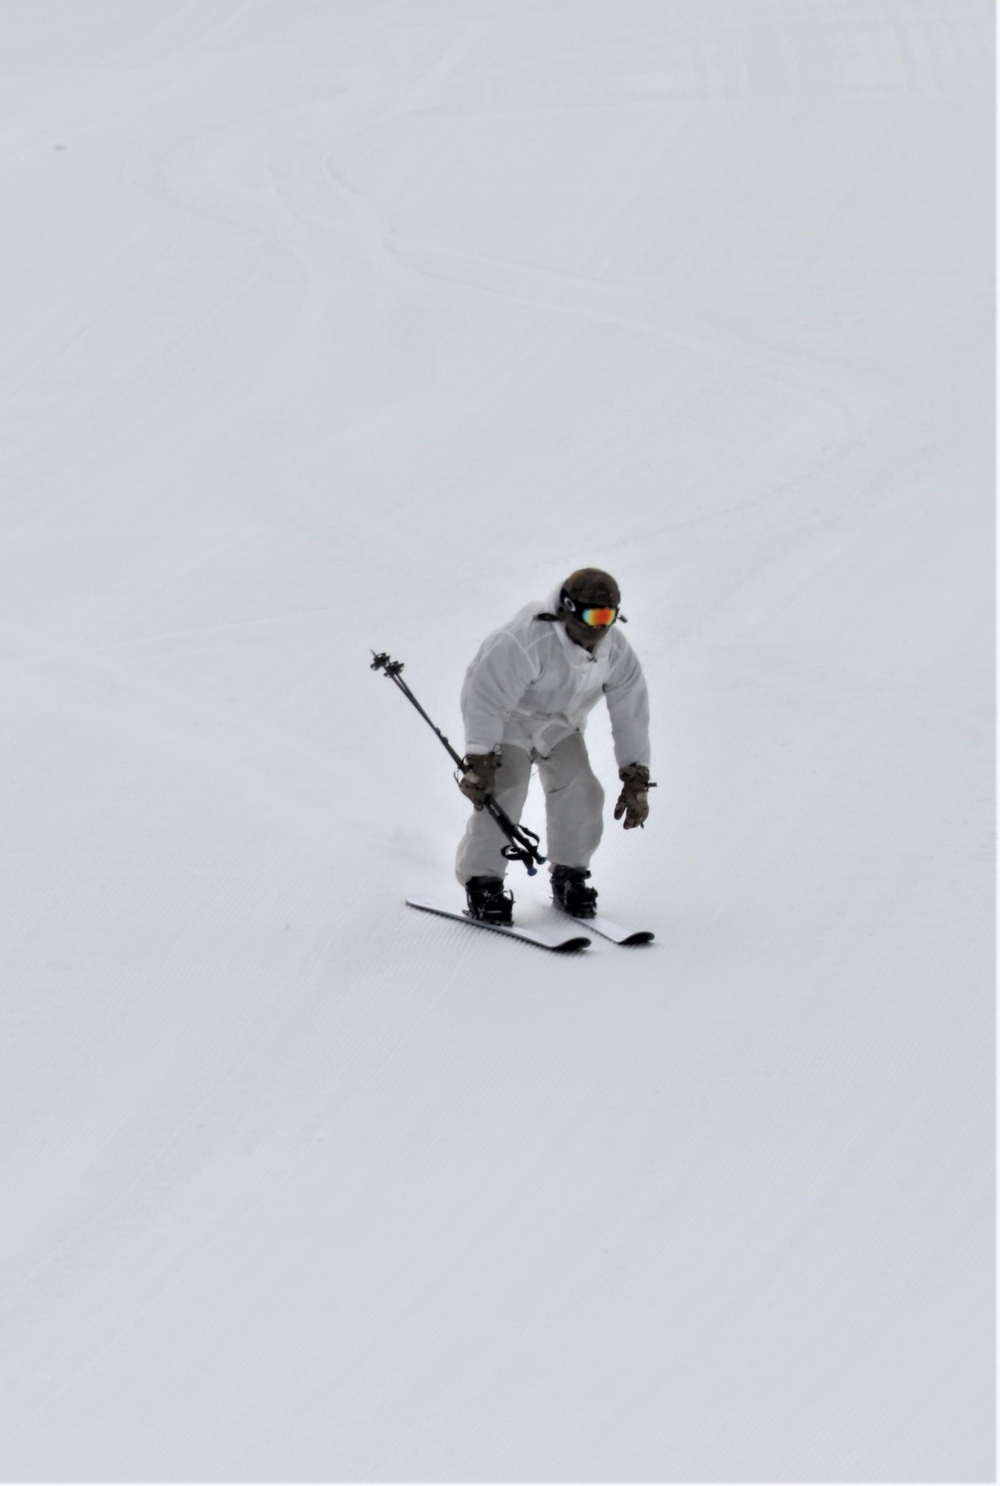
[614,762,655,829]
[458,751,500,809]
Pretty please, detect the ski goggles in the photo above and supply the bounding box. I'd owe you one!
[578,605,618,627]
[561,591,619,628]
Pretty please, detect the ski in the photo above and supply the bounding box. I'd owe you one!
[406,897,591,953]
[531,889,654,945]
[561,911,654,946]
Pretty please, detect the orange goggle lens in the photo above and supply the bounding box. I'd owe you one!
[579,605,617,627]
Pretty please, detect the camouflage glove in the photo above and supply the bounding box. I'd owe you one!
[614,762,654,829]
[458,751,500,809]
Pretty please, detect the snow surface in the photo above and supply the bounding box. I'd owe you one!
[0,1,994,1479]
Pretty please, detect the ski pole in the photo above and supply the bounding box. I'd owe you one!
[370,651,545,875]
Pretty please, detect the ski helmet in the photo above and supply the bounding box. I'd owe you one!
[559,567,621,613]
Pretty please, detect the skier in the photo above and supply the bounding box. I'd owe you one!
[456,568,652,924]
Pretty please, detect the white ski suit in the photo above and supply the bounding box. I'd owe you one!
[456,589,650,883]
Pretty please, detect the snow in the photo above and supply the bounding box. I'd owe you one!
[0,1,994,1479]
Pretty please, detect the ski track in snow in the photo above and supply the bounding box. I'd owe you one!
[0,1,993,1479]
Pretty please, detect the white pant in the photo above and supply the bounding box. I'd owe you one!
[456,732,605,883]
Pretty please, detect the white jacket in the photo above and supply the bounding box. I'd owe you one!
[461,589,650,768]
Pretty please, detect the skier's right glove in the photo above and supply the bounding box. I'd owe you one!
[614,762,655,829]
[458,751,500,809]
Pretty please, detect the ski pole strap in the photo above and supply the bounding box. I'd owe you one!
[485,795,545,875]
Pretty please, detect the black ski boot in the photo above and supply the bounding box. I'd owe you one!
[551,865,598,919]
[465,875,514,926]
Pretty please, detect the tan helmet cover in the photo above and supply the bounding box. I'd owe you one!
[561,567,621,610]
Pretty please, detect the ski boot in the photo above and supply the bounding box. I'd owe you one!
[551,865,598,919]
[465,875,514,926]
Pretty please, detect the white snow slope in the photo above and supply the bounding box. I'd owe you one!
[0,2,994,1480]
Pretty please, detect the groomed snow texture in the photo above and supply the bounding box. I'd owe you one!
[1,1,994,1480]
